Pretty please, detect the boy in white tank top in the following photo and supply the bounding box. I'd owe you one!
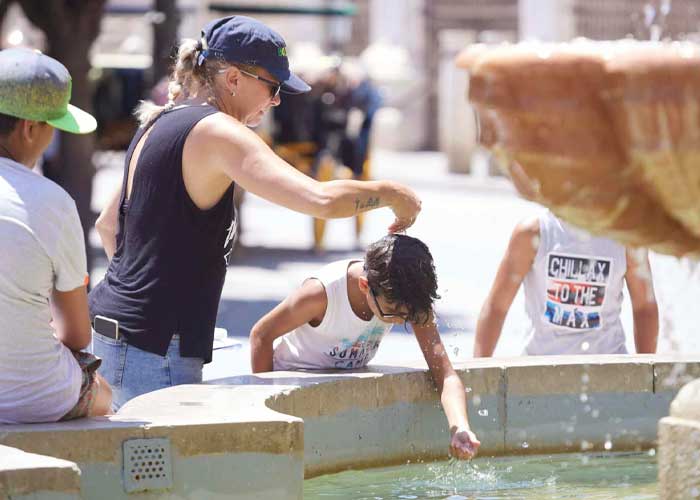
[250,234,480,459]
[474,211,659,357]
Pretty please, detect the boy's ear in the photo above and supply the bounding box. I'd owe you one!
[358,276,369,293]
[18,119,33,143]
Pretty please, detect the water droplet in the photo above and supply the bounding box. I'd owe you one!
[465,387,472,393]
[580,393,588,403]
[581,341,590,352]
[581,373,590,384]
[521,441,529,449]
[648,448,656,457]
[536,47,552,59]
[604,440,613,450]
[472,395,481,406]
[583,404,591,413]
[478,409,489,417]
[591,409,600,419]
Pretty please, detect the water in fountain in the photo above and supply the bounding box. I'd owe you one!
[304,452,657,499]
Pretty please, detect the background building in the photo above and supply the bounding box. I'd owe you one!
[1,0,698,159]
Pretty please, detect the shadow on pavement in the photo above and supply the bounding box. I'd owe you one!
[229,244,362,270]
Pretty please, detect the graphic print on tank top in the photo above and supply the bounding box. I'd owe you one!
[544,252,612,332]
[223,216,237,265]
[328,324,385,369]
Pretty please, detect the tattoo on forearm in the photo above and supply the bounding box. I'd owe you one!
[354,197,381,212]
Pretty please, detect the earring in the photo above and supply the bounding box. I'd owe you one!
[230,90,236,97]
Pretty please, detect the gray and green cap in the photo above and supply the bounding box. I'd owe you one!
[0,48,96,134]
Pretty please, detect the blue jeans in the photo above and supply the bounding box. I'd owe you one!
[91,332,203,411]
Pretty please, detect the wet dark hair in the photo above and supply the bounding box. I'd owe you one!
[364,234,440,325]
[0,113,19,136]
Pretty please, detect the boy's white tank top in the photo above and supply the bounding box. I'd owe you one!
[273,260,392,370]
[523,211,627,355]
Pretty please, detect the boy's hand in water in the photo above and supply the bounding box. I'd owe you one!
[450,426,481,460]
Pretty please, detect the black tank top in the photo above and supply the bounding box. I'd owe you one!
[89,104,236,363]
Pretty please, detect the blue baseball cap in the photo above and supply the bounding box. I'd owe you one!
[198,16,311,95]
[0,48,96,134]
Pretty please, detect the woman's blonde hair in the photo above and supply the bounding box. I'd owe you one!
[135,38,263,127]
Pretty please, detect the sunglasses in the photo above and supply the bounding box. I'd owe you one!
[218,68,281,99]
[369,287,409,322]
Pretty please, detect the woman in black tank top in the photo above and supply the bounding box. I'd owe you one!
[88,15,422,410]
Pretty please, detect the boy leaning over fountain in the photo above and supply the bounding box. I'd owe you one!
[250,234,480,459]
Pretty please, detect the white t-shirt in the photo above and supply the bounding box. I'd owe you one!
[523,211,627,355]
[273,260,393,370]
[0,158,87,423]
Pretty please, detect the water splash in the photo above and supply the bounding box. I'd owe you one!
[639,0,673,41]
[604,434,613,450]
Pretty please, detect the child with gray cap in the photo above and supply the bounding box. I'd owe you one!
[0,48,112,423]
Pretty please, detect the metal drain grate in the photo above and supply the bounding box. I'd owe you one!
[122,438,173,493]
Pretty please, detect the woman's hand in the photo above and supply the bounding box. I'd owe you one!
[388,183,422,233]
[450,426,481,460]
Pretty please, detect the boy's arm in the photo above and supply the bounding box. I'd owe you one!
[413,319,481,459]
[249,279,328,373]
[51,286,92,351]
[624,249,659,354]
[473,218,539,357]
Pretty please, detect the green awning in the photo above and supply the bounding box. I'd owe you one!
[208,3,357,17]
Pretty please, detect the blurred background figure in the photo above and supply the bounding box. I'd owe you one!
[271,55,383,250]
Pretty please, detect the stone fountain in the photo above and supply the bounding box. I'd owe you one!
[457,40,700,258]
[457,39,700,499]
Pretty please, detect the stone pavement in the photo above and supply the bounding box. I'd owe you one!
[89,149,700,381]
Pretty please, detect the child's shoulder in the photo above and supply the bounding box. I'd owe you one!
[313,259,359,286]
